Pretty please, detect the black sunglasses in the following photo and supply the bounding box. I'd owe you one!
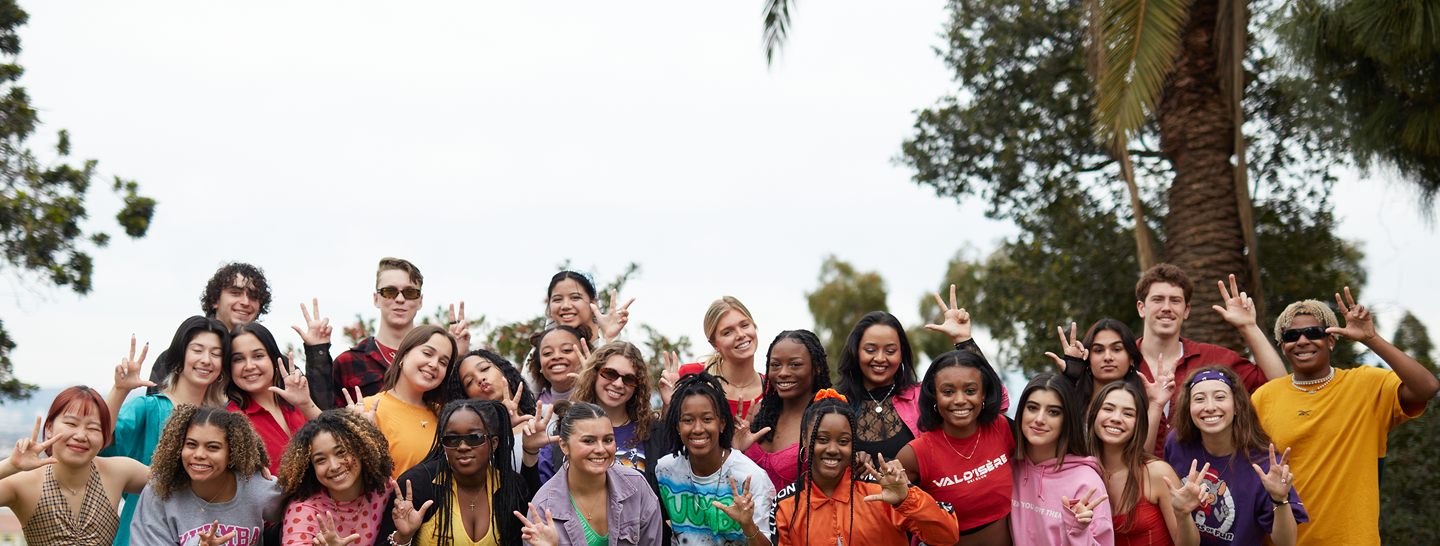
[599,367,639,388]
[1280,326,1328,343]
[440,433,491,449]
[376,287,421,300]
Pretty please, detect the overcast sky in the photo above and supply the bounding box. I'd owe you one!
[3,1,1436,391]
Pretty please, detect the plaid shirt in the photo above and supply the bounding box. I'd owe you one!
[329,336,391,408]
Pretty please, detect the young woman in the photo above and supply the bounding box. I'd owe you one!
[102,317,232,546]
[517,402,662,546]
[737,330,831,491]
[380,399,538,546]
[678,296,767,421]
[0,387,150,545]
[526,325,589,406]
[129,404,284,546]
[539,341,664,483]
[1052,318,1173,455]
[1011,373,1114,546]
[656,373,775,546]
[1167,366,1307,546]
[452,349,538,419]
[770,391,959,546]
[226,322,322,475]
[543,270,633,349]
[276,409,395,546]
[1087,381,1200,546]
[348,324,458,479]
[896,341,1012,545]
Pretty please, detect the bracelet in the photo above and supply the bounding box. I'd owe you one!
[524,448,540,455]
[742,525,760,540]
[1269,497,1290,506]
[389,531,413,546]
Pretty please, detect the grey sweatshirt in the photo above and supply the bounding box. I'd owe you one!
[129,472,285,546]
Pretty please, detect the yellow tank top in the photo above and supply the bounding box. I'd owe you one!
[415,468,500,546]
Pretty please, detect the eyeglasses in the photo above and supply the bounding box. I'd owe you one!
[598,368,639,388]
[376,287,421,300]
[440,433,491,449]
[1280,326,1328,343]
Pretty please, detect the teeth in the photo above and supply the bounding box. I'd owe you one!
[870,366,887,373]
[1202,416,1222,423]
[777,382,796,389]
[1103,427,1123,435]
[821,459,841,467]
[950,409,972,416]
[189,464,211,472]
[549,365,568,373]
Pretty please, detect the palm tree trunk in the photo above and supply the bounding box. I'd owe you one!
[1157,0,1247,352]
[1118,141,1158,271]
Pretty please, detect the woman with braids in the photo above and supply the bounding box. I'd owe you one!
[517,402,662,546]
[129,404,284,546]
[732,330,831,491]
[656,372,774,546]
[770,390,958,546]
[0,386,149,546]
[226,322,322,475]
[1086,381,1201,546]
[1165,366,1306,546]
[102,318,232,546]
[538,341,664,484]
[343,324,459,479]
[526,325,590,407]
[275,409,394,545]
[1049,318,1175,455]
[677,297,767,421]
[1010,373,1113,546]
[378,399,538,546]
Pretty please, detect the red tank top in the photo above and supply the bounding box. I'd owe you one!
[909,417,1015,530]
[1114,472,1175,546]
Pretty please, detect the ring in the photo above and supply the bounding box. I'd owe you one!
[449,320,459,325]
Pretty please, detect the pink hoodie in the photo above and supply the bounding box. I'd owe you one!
[1011,454,1115,546]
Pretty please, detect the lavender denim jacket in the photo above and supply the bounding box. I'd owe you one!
[529,464,664,546]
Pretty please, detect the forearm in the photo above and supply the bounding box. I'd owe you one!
[298,400,322,420]
[1240,325,1287,381]
[1270,503,1297,546]
[898,488,962,546]
[304,343,336,411]
[1144,405,1163,456]
[106,387,130,431]
[1366,336,1440,401]
[1169,506,1200,546]
[739,522,771,546]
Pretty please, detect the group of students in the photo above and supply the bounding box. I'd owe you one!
[0,258,1432,546]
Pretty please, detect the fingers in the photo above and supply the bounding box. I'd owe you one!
[405,479,414,503]
[932,291,949,313]
[1279,446,1290,466]
[30,415,42,443]
[1078,486,1096,506]
[948,284,958,310]
[728,475,739,497]
[544,508,555,526]
[1344,286,1356,308]
[1069,322,1078,345]
[1056,326,1067,346]
[37,431,69,452]
[514,510,535,528]
[458,301,466,322]
[1335,291,1349,314]
[136,340,149,368]
[417,500,433,514]
[741,475,753,496]
[1163,475,1177,492]
[1085,493,1109,511]
[300,301,314,324]
[342,387,355,407]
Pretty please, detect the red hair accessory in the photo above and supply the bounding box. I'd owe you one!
[812,389,848,403]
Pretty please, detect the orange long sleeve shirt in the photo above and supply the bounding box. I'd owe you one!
[770,473,959,546]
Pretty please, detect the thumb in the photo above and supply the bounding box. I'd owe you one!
[862,494,883,502]
[268,386,286,396]
[139,380,156,387]
[1162,475,1177,491]
[1211,305,1226,314]
[756,427,772,438]
[591,302,603,316]
[291,325,306,337]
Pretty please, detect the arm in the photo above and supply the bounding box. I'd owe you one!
[109,336,154,431]
[1140,365,1175,456]
[896,444,921,485]
[1213,275,1288,381]
[1330,288,1440,408]
[279,500,322,544]
[292,299,337,411]
[127,487,175,546]
[1060,486,1113,546]
[1150,462,1199,546]
[1252,444,1299,546]
[102,455,152,495]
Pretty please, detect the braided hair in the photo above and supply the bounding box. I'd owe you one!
[790,397,860,546]
[419,399,527,546]
[749,330,831,444]
[661,373,735,458]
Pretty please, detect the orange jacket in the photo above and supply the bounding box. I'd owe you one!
[770,472,959,546]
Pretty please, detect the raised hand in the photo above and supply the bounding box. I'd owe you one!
[197,520,237,546]
[1164,459,1210,514]
[1252,444,1294,503]
[112,335,154,393]
[291,298,333,346]
[342,387,379,425]
[923,284,973,344]
[730,416,771,453]
[862,453,910,506]
[521,404,559,454]
[711,476,758,526]
[498,376,535,429]
[1044,322,1088,373]
[447,302,471,351]
[515,503,560,546]
[1061,487,1109,526]
[389,478,435,538]
[657,351,681,409]
[1140,359,1175,410]
[3,416,67,474]
[1329,287,1377,343]
[268,351,315,410]
[594,289,635,342]
[313,511,361,546]
[1212,274,1257,330]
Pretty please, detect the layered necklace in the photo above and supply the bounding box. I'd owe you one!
[1291,367,1336,394]
[866,383,898,414]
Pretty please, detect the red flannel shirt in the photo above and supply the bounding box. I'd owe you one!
[331,336,392,408]
[1137,336,1266,456]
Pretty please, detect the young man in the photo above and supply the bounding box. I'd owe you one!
[1253,289,1436,546]
[145,262,272,394]
[1133,264,1287,453]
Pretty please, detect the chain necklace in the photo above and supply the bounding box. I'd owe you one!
[866,383,898,414]
[459,484,485,512]
[1291,367,1336,394]
[944,430,980,460]
[197,477,234,513]
[390,392,431,428]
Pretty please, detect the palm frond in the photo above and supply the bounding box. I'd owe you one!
[1094,0,1192,147]
[762,0,797,66]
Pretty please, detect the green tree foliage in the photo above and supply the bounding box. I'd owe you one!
[1392,311,1436,374]
[0,0,156,401]
[805,255,888,372]
[907,246,984,362]
[638,324,693,386]
[1379,396,1440,545]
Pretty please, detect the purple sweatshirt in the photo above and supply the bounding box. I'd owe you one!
[1011,454,1115,546]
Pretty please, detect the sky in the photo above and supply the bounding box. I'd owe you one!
[2,1,1437,393]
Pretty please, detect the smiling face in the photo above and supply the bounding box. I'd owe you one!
[458,356,507,401]
[1139,281,1190,337]
[594,354,637,410]
[858,324,902,389]
[1088,329,1132,383]
[768,338,815,401]
[1189,380,1235,439]
[809,413,853,483]
[46,401,105,464]
[1093,389,1139,446]
[935,365,984,435]
[399,333,453,393]
[373,269,422,330]
[538,330,584,389]
[1021,390,1065,457]
[181,331,224,389]
[182,424,231,485]
[214,275,258,327]
[548,278,595,330]
[443,408,494,478]
[310,431,363,501]
[1281,314,1333,376]
[678,394,724,461]
[709,310,757,364]
[229,333,276,396]
[560,417,615,478]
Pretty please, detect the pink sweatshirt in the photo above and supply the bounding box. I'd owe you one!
[1010,454,1115,546]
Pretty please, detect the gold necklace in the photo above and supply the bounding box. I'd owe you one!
[389,392,431,428]
[945,431,980,460]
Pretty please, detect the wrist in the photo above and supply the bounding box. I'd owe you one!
[740,522,760,539]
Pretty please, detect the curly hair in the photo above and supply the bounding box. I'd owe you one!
[662,372,735,457]
[148,404,269,500]
[447,349,538,418]
[1135,263,1193,304]
[277,409,393,502]
[525,325,586,396]
[749,330,831,444]
[200,262,272,319]
[416,399,527,546]
[571,341,654,449]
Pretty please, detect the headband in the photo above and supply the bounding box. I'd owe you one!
[813,389,848,403]
[562,269,598,293]
[1188,370,1232,388]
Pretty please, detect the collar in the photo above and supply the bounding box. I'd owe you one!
[893,383,921,402]
[806,472,857,505]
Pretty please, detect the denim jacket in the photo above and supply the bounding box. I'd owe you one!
[529,464,664,546]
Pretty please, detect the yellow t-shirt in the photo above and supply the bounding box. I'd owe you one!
[1252,366,1425,546]
[364,391,439,479]
[415,469,500,546]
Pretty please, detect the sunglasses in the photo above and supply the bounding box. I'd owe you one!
[1280,326,1329,343]
[598,368,639,388]
[376,287,422,300]
[440,433,492,449]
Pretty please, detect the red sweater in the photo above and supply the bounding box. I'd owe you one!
[1136,336,1265,456]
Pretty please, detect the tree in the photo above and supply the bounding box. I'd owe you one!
[0,0,156,401]
[1393,311,1436,374]
[805,255,888,373]
[907,246,983,362]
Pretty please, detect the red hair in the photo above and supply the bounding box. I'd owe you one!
[44,386,113,454]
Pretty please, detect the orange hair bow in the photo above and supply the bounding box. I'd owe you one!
[812,389,848,403]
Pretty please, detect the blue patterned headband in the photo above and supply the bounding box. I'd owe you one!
[562,269,597,293]
[1189,370,1232,388]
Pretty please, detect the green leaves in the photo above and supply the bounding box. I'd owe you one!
[1093,0,1191,148]
[762,0,797,65]
[806,255,888,369]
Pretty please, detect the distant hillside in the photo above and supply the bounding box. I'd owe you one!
[0,388,144,455]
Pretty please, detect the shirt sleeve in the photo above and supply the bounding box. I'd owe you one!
[749,469,776,542]
[102,396,151,460]
[303,343,336,411]
[894,484,961,546]
[128,486,176,546]
[1213,344,1265,394]
[280,500,323,545]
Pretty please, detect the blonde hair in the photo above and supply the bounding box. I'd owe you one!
[1274,299,1339,343]
[702,296,756,366]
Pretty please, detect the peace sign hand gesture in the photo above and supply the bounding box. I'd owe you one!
[862,453,910,506]
[593,289,635,342]
[1164,459,1210,514]
[731,416,771,453]
[1252,443,1294,503]
[515,503,560,546]
[711,476,758,527]
[291,298,333,346]
[1212,274,1257,330]
[268,351,316,411]
[447,302,471,352]
[341,387,379,426]
[1329,287,1377,343]
[197,520,237,546]
[923,284,973,344]
[497,376,535,429]
[1044,322,1088,373]
[312,511,361,546]
[1140,357,1175,411]
[1061,487,1109,526]
[2,416,68,475]
[389,478,434,539]
[521,404,559,454]
[112,335,154,394]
